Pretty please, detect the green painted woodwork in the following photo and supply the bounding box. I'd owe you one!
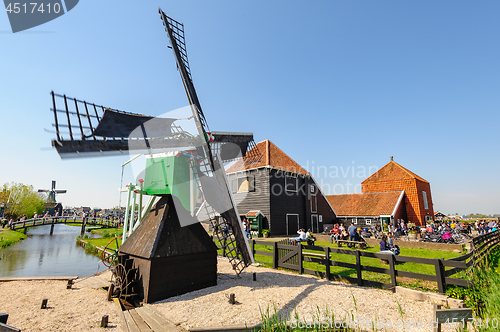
[143,154,193,211]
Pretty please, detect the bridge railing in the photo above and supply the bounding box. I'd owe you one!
[10,216,119,230]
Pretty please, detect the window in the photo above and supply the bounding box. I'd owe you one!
[423,191,429,210]
[310,185,315,193]
[231,175,255,193]
[310,194,317,213]
[230,178,238,193]
[353,218,358,225]
[285,174,298,192]
[366,219,372,225]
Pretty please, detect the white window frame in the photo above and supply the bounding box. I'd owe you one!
[286,213,300,235]
[366,219,372,225]
[423,191,429,210]
[353,218,358,225]
[310,194,317,213]
[311,214,319,233]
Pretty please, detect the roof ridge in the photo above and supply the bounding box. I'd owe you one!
[391,161,429,183]
[225,139,308,175]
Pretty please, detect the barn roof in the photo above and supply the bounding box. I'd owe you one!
[246,210,263,217]
[326,191,404,217]
[362,160,429,184]
[225,140,308,175]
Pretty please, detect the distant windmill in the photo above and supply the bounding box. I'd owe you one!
[38,180,67,215]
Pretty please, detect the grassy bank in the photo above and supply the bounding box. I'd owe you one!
[0,229,27,248]
[79,228,123,251]
[446,247,500,327]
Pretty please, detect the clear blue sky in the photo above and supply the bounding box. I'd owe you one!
[1,1,499,215]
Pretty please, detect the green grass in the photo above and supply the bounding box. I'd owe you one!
[0,229,27,248]
[446,247,500,329]
[80,236,122,251]
[90,227,123,238]
[217,239,463,291]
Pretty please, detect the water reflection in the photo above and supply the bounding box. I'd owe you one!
[0,224,107,278]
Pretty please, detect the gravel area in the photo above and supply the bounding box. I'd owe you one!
[0,271,121,331]
[153,257,456,331]
[0,259,460,331]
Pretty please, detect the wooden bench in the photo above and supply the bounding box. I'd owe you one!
[290,239,316,246]
[302,252,326,259]
[336,240,366,249]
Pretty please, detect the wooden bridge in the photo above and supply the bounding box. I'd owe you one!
[10,217,117,235]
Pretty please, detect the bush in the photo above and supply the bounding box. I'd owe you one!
[446,247,500,322]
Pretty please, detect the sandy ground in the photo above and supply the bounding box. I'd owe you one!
[0,259,460,331]
[152,257,457,331]
[0,271,121,331]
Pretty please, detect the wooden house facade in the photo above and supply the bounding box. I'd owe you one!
[226,140,336,235]
[327,191,406,229]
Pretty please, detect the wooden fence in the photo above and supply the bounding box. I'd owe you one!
[218,231,500,294]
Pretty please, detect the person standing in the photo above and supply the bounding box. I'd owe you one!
[347,223,357,242]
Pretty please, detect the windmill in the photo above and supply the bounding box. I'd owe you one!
[38,180,67,215]
[47,8,257,304]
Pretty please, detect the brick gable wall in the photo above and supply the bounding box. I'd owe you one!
[362,179,434,226]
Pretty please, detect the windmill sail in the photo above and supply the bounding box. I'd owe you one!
[49,92,255,162]
[160,8,254,271]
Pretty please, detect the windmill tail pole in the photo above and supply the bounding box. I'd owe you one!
[122,184,133,242]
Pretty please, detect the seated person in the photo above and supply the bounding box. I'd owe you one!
[330,225,340,243]
[291,228,306,243]
[340,230,349,241]
[305,229,316,245]
[379,235,395,255]
[387,233,394,247]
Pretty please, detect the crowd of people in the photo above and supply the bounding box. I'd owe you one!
[322,218,500,259]
[418,220,497,237]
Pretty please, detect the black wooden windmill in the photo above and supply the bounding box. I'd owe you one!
[47,9,258,304]
[38,180,66,215]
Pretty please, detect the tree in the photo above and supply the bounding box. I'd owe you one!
[1,182,46,219]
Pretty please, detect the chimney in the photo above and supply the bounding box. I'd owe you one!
[390,156,393,162]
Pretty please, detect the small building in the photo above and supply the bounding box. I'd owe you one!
[434,211,447,220]
[78,206,91,214]
[226,140,336,235]
[327,191,405,228]
[327,158,435,227]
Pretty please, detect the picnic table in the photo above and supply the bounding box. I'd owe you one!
[336,239,367,249]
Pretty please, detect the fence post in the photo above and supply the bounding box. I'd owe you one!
[324,247,330,280]
[80,219,86,236]
[251,239,255,256]
[434,258,446,294]
[273,241,278,269]
[355,250,363,286]
[298,243,303,274]
[389,254,396,292]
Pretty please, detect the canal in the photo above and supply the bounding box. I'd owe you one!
[0,224,107,278]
